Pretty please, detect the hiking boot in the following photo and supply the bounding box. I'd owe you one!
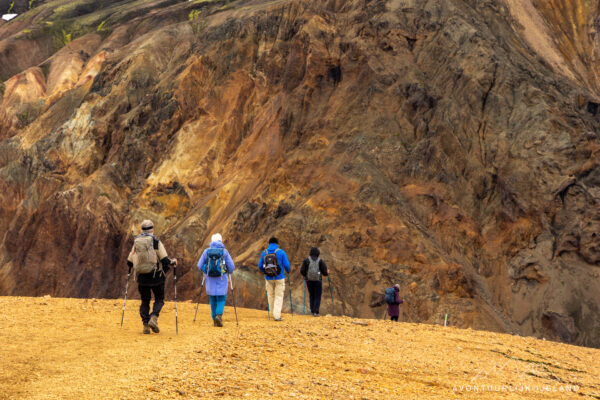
[215,314,223,327]
[148,315,160,333]
[274,317,282,322]
[213,319,217,327]
[143,324,151,334]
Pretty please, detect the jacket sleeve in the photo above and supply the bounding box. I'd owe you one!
[395,292,403,304]
[281,250,291,274]
[224,249,235,274]
[127,245,134,268]
[319,259,328,276]
[258,251,265,273]
[197,250,207,274]
[157,241,174,267]
[300,259,308,277]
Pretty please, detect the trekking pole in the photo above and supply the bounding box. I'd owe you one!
[327,275,334,315]
[173,265,179,335]
[193,274,205,323]
[229,274,239,327]
[120,267,132,327]
[303,280,306,315]
[265,286,270,320]
[287,272,293,316]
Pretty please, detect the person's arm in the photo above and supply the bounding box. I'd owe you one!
[319,259,328,276]
[224,249,235,274]
[197,250,207,274]
[126,245,134,272]
[281,250,291,274]
[300,259,308,278]
[395,292,403,305]
[258,251,265,273]
[157,241,176,268]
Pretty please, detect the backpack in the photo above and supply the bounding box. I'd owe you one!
[204,248,226,277]
[385,287,396,305]
[263,249,281,277]
[133,234,159,274]
[306,257,321,281]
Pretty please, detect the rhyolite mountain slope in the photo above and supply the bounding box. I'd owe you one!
[1,0,600,347]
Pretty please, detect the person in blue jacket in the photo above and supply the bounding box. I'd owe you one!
[258,237,290,321]
[197,233,235,327]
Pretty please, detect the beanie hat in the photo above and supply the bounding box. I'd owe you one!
[268,237,279,244]
[211,233,223,243]
[141,220,154,231]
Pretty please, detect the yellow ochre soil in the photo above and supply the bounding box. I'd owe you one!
[0,296,599,399]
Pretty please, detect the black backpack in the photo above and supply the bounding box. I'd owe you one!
[385,287,396,305]
[263,249,282,277]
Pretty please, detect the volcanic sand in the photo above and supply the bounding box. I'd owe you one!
[0,296,599,399]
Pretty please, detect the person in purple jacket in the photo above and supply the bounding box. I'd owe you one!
[388,284,404,322]
[197,233,235,327]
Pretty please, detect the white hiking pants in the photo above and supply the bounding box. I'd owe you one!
[265,278,285,320]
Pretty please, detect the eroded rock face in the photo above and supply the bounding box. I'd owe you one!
[1,0,600,347]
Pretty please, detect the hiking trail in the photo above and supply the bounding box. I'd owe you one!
[1,296,598,399]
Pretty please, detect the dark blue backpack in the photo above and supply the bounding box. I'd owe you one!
[385,287,396,305]
[204,248,226,277]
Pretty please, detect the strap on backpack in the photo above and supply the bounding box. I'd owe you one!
[265,248,280,256]
[152,236,163,278]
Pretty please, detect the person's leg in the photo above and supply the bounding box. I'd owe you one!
[216,295,226,316]
[209,296,217,320]
[314,280,322,315]
[213,295,226,327]
[265,280,275,316]
[150,284,165,318]
[146,284,164,333]
[138,285,152,325]
[273,278,285,320]
[306,281,317,314]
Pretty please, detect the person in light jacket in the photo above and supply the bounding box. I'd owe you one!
[197,233,235,327]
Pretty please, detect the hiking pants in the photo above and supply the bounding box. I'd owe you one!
[306,280,322,314]
[209,295,227,320]
[138,283,165,324]
[265,278,285,320]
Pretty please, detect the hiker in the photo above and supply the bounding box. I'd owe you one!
[126,220,177,334]
[386,284,404,321]
[197,233,235,327]
[300,247,328,316]
[258,237,291,321]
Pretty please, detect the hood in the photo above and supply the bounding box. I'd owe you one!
[210,241,225,249]
[267,243,279,252]
[309,247,320,258]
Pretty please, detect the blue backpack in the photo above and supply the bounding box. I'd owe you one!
[385,287,396,305]
[204,248,226,277]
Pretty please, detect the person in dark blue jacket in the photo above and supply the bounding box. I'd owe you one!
[258,237,290,321]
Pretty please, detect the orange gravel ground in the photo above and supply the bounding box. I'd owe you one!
[0,296,599,399]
